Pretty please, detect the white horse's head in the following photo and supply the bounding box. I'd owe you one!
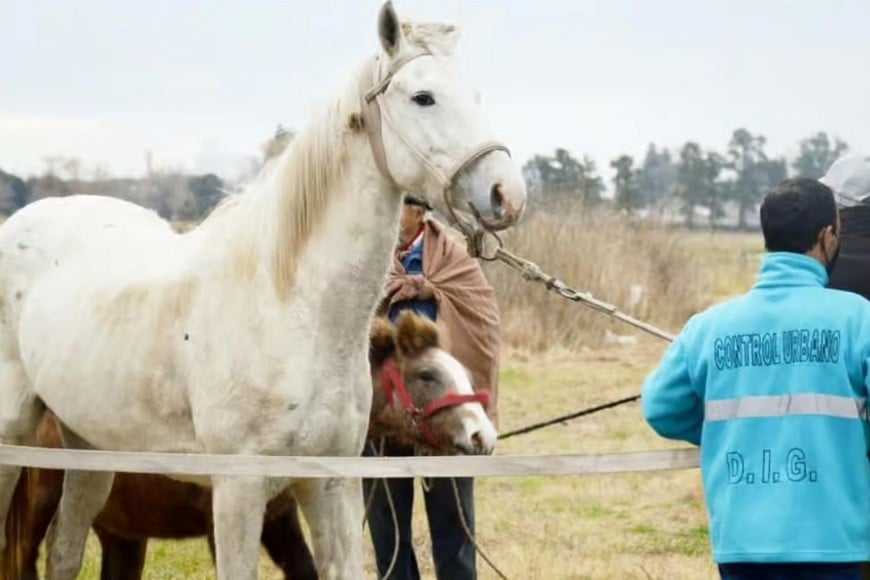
[362,1,527,233]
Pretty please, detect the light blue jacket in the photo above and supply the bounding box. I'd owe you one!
[642,252,870,563]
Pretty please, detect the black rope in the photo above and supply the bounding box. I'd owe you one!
[497,394,641,441]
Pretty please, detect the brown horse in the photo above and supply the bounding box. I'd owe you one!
[0,311,495,579]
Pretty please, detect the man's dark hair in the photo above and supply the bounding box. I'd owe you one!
[760,178,838,253]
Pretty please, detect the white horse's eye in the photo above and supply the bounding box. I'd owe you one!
[411,92,436,107]
[418,370,436,382]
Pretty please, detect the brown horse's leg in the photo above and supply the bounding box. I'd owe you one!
[22,467,64,580]
[0,466,61,580]
[95,528,147,580]
[260,502,317,580]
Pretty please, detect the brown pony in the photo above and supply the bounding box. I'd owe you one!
[0,311,495,579]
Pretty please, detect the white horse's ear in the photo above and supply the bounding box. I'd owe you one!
[435,23,460,54]
[429,22,459,54]
[378,1,403,56]
[402,22,461,55]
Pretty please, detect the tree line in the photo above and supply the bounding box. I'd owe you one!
[522,130,849,229]
[0,127,850,229]
[0,166,225,221]
[0,127,295,221]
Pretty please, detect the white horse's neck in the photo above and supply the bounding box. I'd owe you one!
[193,59,402,334]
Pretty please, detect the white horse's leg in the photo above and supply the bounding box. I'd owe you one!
[212,475,268,580]
[295,477,364,580]
[0,357,43,553]
[44,426,115,580]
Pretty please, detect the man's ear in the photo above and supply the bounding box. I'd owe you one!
[821,224,839,254]
[818,225,832,242]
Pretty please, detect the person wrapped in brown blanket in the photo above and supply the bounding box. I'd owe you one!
[365,194,500,580]
[382,217,501,423]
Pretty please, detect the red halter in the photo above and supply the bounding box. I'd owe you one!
[379,357,490,450]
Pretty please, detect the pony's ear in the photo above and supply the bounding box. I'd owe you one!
[378,1,403,56]
[369,317,397,365]
[395,311,439,358]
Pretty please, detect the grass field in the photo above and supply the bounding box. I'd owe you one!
[41,228,765,579]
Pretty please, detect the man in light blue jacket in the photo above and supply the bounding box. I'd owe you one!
[642,177,870,580]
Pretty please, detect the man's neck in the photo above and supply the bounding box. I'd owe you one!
[399,224,425,251]
[804,247,828,269]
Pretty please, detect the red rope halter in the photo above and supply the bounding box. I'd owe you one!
[379,358,490,449]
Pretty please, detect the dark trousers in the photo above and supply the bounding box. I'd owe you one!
[363,442,476,580]
[718,562,863,580]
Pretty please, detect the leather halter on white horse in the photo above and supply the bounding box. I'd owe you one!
[359,50,513,239]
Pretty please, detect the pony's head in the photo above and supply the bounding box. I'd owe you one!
[361,1,527,234]
[369,312,497,455]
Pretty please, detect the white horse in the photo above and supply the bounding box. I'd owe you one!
[0,2,526,579]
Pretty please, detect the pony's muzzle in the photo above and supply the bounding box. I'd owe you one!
[456,427,496,456]
[471,430,489,454]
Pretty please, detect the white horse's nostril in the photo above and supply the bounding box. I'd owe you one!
[490,183,505,219]
[471,431,483,450]
[487,182,524,227]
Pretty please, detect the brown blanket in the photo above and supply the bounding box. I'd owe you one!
[383,218,502,423]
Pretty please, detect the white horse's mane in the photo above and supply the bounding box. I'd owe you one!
[194,71,359,298]
[195,20,461,299]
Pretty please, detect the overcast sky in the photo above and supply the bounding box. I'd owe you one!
[3,0,868,184]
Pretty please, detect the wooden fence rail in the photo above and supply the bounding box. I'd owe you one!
[0,445,699,479]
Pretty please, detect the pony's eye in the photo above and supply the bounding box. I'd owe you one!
[418,370,435,382]
[411,92,436,107]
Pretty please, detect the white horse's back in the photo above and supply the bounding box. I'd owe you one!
[0,194,179,345]
[0,194,198,452]
[0,195,177,296]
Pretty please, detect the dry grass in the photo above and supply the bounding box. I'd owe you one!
[33,210,767,579]
[484,203,762,351]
